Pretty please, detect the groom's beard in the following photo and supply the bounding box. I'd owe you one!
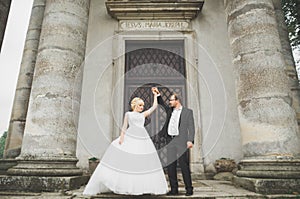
[169,104,175,108]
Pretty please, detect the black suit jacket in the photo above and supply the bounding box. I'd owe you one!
[157,96,195,147]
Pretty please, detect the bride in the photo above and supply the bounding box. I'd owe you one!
[83,88,168,195]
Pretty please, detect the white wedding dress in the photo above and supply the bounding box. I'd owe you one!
[83,111,168,195]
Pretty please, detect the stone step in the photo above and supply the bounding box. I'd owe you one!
[1,180,300,198]
[89,195,264,199]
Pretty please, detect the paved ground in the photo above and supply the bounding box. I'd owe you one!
[1,180,300,199]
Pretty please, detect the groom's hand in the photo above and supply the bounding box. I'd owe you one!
[187,141,193,149]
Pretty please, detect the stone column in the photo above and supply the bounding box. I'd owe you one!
[4,0,46,159]
[0,0,11,51]
[225,0,300,194]
[7,0,90,179]
[273,0,300,126]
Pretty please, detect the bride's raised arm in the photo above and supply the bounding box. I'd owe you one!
[143,88,158,118]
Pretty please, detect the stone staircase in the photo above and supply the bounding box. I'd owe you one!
[1,179,300,198]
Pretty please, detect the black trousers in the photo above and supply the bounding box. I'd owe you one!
[167,143,193,192]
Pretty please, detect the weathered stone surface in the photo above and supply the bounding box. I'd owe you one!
[0,175,89,192]
[4,0,46,159]
[8,158,83,176]
[239,98,300,157]
[234,157,300,193]
[225,0,300,194]
[225,0,300,157]
[4,121,24,158]
[106,0,204,20]
[5,0,90,182]
[16,0,89,160]
[272,0,300,126]
[233,176,300,194]
[0,160,17,175]
[213,172,234,181]
[214,158,237,172]
[225,0,300,159]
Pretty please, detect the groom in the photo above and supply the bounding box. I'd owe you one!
[153,87,195,196]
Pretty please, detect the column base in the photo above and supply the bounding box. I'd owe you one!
[233,176,300,194]
[233,157,300,194]
[0,175,90,192]
[7,157,83,176]
[0,159,17,175]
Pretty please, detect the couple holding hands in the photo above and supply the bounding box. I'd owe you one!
[83,87,195,196]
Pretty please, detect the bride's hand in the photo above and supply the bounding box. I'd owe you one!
[119,134,124,145]
[152,87,159,95]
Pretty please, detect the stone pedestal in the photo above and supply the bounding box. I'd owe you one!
[7,158,83,176]
[233,157,300,194]
[0,175,89,192]
[4,158,88,192]
[0,159,17,175]
[233,177,300,195]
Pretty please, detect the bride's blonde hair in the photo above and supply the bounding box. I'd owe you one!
[131,97,144,110]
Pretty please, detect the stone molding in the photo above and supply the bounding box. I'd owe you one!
[119,20,191,31]
[0,159,17,175]
[236,158,300,178]
[234,158,300,194]
[106,0,204,20]
[233,177,300,194]
[0,176,89,192]
[7,158,83,176]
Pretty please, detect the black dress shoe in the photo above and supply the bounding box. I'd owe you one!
[167,190,178,195]
[185,191,193,196]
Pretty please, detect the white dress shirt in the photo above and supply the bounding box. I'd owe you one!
[168,106,182,136]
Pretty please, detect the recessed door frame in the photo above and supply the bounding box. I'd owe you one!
[111,31,204,174]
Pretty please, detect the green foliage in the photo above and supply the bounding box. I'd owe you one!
[0,131,7,159]
[282,0,300,48]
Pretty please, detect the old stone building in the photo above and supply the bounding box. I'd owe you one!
[1,0,300,194]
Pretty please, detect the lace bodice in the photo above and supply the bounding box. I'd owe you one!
[127,112,145,127]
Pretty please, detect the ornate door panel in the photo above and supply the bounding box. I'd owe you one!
[124,40,186,167]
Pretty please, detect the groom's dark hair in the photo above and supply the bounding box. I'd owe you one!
[171,92,182,103]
